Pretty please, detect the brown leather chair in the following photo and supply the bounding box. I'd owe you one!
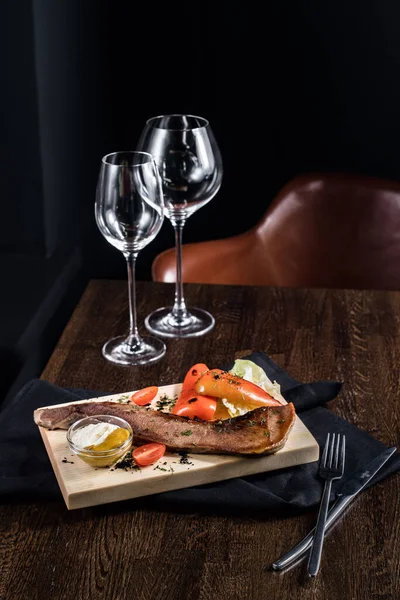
[153,173,400,289]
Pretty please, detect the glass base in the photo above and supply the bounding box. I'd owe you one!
[145,307,215,339]
[102,335,166,366]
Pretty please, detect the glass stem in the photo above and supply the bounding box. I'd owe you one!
[125,252,142,350]
[172,220,188,321]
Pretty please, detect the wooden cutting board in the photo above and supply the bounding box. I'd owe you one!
[37,384,319,510]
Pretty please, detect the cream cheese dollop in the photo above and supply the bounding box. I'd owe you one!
[71,423,118,449]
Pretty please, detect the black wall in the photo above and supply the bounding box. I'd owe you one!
[1,1,46,254]
[3,0,400,279]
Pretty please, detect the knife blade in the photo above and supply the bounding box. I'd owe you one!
[272,446,397,571]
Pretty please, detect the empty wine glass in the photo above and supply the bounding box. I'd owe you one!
[95,151,166,365]
[137,114,223,338]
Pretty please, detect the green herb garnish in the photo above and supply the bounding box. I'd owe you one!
[154,465,174,473]
[179,452,194,465]
[114,451,141,471]
[181,430,193,436]
[116,394,130,404]
[156,394,178,411]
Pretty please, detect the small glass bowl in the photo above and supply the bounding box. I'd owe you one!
[67,415,133,468]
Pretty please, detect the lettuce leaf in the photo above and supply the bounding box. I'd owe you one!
[229,359,281,400]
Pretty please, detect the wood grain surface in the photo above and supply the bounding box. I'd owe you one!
[1,280,399,600]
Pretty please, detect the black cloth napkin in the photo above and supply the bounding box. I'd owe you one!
[0,352,399,514]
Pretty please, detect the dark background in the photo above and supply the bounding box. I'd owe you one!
[1,0,400,400]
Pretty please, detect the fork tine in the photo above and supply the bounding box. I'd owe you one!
[339,435,346,473]
[334,434,340,468]
[327,433,336,468]
[321,433,330,467]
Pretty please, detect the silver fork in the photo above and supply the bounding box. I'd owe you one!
[307,433,345,577]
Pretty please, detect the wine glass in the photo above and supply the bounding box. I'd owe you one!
[95,151,166,365]
[137,114,223,338]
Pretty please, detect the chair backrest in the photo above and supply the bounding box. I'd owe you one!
[153,173,400,289]
[259,173,400,289]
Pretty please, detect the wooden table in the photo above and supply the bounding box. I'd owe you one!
[1,280,399,600]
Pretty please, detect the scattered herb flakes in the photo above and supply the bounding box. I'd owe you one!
[260,418,267,425]
[277,419,286,424]
[181,430,193,436]
[217,428,224,433]
[178,452,194,466]
[264,431,270,437]
[247,420,256,427]
[193,442,198,446]
[155,394,178,412]
[153,465,175,474]
[114,451,141,471]
[116,394,131,404]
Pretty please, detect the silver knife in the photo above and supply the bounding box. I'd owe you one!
[272,446,397,571]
